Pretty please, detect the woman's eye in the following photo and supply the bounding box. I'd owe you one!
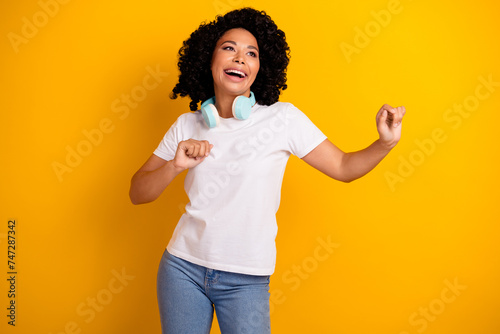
[223,46,234,51]
[248,51,257,57]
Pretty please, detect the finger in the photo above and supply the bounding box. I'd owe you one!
[386,109,395,127]
[400,105,406,116]
[377,104,394,124]
[392,106,405,127]
[379,104,394,116]
[381,103,394,111]
[200,140,210,157]
[198,140,214,157]
[194,142,204,157]
[190,144,201,158]
[184,140,198,158]
[184,142,196,157]
[378,109,388,126]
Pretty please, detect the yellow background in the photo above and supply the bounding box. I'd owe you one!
[1,0,499,333]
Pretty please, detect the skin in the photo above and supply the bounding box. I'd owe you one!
[129,28,406,204]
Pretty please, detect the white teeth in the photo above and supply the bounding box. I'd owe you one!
[225,69,246,77]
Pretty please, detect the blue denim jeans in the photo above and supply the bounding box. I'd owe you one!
[157,249,271,334]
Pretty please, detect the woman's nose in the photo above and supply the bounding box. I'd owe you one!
[233,54,245,64]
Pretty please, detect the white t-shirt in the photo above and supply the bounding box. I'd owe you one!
[153,102,327,275]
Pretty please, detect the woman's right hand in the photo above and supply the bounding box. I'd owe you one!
[172,139,213,171]
[129,139,213,204]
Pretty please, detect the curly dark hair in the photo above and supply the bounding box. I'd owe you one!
[170,7,290,111]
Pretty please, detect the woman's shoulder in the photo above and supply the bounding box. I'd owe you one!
[162,110,203,134]
[173,110,203,124]
[257,101,308,119]
[255,101,297,112]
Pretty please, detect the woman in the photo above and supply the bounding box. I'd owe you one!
[129,7,405,334]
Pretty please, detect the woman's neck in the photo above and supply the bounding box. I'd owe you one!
[213,89,251,118]
[214,94,236,119]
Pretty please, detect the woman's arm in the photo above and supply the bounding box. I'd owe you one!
[129,139,212,204]
[302,104,405,183]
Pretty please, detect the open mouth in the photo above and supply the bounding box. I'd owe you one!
[224,69,247,79]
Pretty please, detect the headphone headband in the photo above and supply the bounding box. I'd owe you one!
[200,92,255,128]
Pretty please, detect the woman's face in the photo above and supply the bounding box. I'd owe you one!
[211,28,260,98]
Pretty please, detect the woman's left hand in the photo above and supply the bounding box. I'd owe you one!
[376,104,406,149]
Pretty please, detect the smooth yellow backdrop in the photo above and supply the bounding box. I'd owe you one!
[1,0,499,333]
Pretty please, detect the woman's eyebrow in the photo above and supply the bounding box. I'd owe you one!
[221,40,259,52]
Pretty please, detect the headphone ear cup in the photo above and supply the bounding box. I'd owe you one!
[232,95,253,120]
[201,104,220,128]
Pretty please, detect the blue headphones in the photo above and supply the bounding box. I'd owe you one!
[200,92,256,128]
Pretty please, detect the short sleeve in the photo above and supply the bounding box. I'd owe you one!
[153,117,183,161]
[285,104,328,158]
